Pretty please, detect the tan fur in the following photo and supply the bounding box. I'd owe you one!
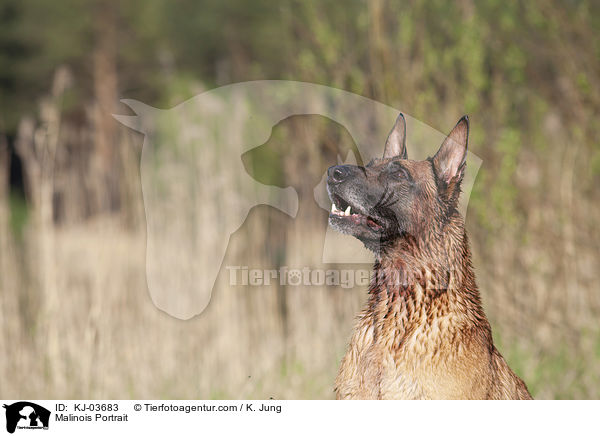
[334,160,532,400]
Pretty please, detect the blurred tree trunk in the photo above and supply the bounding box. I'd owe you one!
[0,131,10,282]
[368,0,387,103]
[92,0,119,213]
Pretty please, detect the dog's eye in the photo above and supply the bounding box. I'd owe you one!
[388,161,408,179]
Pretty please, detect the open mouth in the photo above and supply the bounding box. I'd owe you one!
[330,194,383,232]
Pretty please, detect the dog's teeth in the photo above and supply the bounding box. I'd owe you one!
[345,206,351,216]
[331,204,335,213]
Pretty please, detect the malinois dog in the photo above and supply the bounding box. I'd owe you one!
[327,114,532,399]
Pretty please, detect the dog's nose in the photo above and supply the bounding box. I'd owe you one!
[328,165,351,183]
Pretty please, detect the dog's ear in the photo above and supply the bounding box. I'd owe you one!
[433,116,469,201]
[383,113,407,159]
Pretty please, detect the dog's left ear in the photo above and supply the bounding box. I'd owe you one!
[383,113,407,159]
[433,115,469,201]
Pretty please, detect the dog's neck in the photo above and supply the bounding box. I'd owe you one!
[367,213,488,335]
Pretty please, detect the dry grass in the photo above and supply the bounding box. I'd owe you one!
[3,186,598,399]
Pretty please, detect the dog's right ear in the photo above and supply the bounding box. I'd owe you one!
[432,115,469,205]
[383,113,407,159]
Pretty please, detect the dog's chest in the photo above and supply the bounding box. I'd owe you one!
[335,287,456,399]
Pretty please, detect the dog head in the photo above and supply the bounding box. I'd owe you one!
[327,114,469,253]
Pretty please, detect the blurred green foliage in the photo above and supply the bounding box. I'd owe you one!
[494,329,600,400]
[1,0,597,124]
[2,1,598,227]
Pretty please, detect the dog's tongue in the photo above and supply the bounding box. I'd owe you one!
[366,217,382,230]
